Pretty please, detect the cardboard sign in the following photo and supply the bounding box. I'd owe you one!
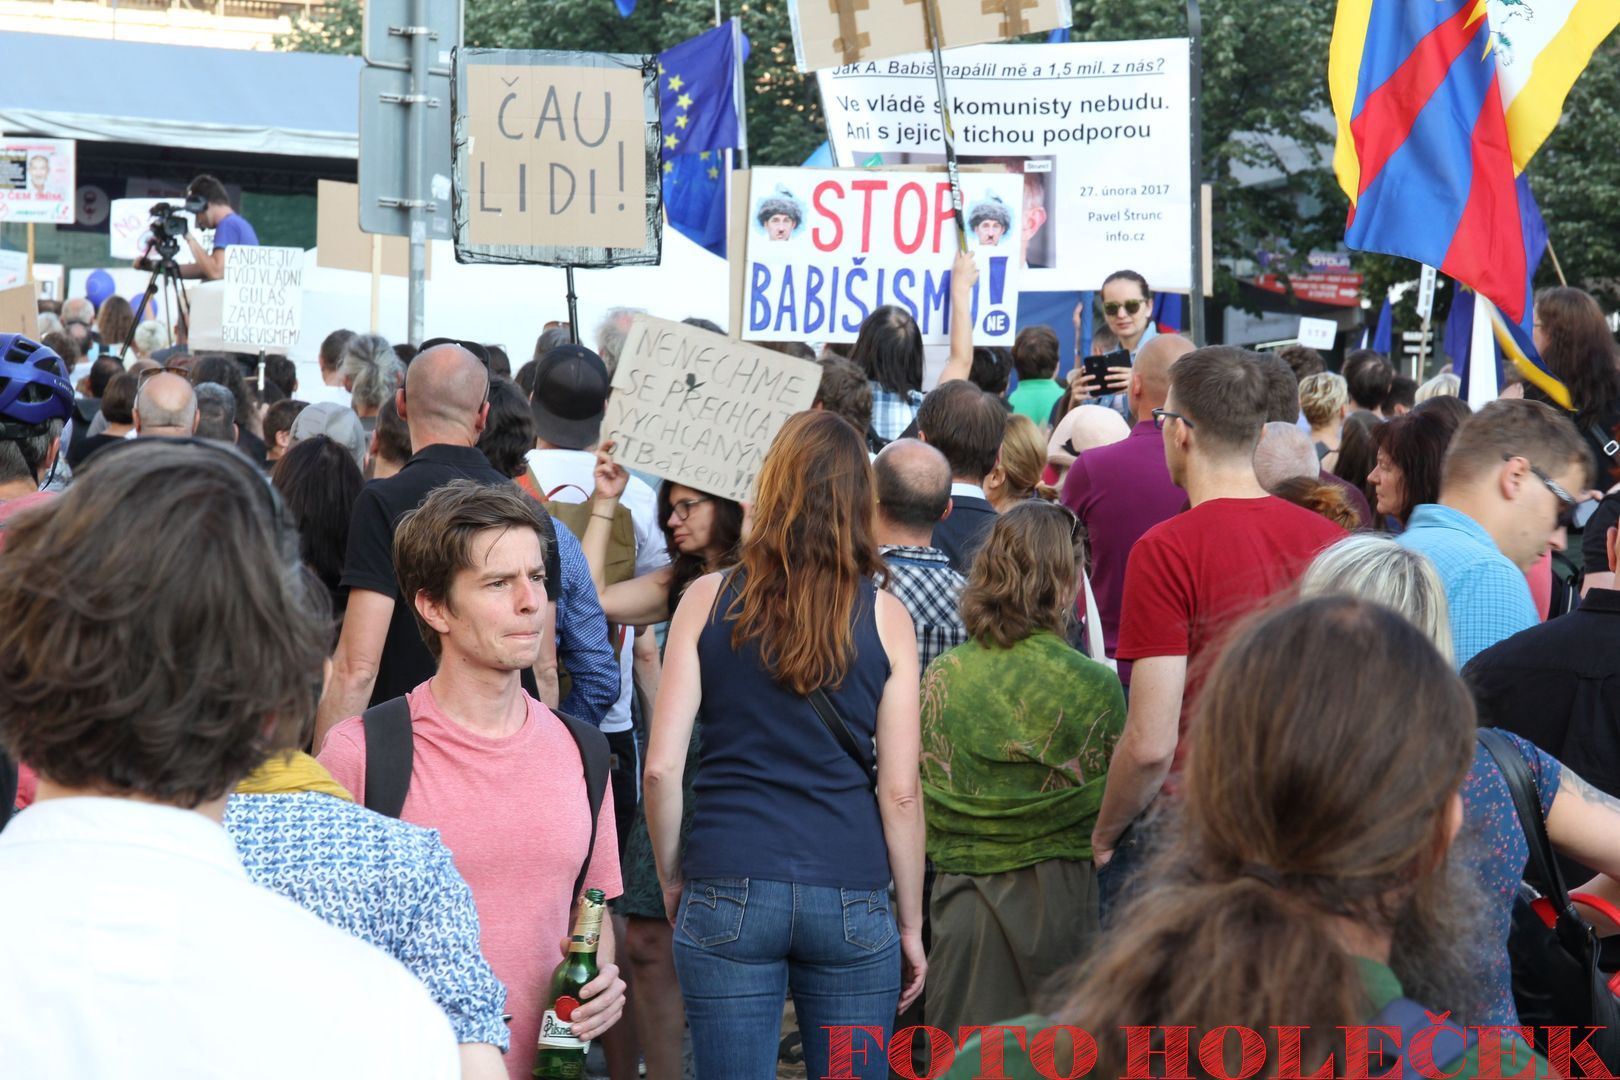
[819,40,1193,292]
[465,62,648,250]
[0,138,75,224]
[790,0,1070,72]
[733,166,1023,346]
[601,316,820,503]
[107,198,200,264]
[0,283,39,338]
[1297,316,1338,350]
[315,180,424,279]
[221,247,304,352]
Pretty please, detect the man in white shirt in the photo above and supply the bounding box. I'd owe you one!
[523,342,668,1077]
[0,439,460,1080]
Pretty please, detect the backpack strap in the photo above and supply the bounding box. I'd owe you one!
[1365,996,1480,1080]
[554,707,612,903]
[361,696,415,819]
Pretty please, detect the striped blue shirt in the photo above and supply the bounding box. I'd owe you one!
[1397,503,1537,669]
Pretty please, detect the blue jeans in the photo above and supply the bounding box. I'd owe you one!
[673,877,900,1080]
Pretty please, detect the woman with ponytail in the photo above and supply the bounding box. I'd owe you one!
[947,596,1549,1079]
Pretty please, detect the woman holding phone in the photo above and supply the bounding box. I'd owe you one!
[1070,270,1158,420]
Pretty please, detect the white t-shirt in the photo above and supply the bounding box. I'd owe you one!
[0,797,459,1079]
[525,448,671,734]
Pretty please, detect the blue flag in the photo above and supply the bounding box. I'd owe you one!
[614,0,635,16]
[658,22,747,257]
[1371,298,1393,355]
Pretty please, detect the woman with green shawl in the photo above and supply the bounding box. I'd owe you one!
[920,501,1125,1036]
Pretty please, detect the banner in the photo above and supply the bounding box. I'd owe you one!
[107,199,201,265]
[788,0,1069,72]
[221,247,304,352]
[736,166,1023,346]
[453,49,662,268]
[601,315,820,503]
[0,139,75,225]
[818,40,1191,292]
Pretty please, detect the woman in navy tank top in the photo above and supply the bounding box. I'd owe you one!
[644,409,926,1080]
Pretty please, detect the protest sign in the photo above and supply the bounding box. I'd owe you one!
[734,166,1023,346]
[0,249,26,291]
[0,283,39,338]
[315,180,423,278]
[107,199,200,265]
[789,0,1070,72]
[0,139,75,224]
[1297,316,1338,350]
[454,50,661,267]
[819,40,1191,292]
[601,315,819,504]
[221,247,304,352]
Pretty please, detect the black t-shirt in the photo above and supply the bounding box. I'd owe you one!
[341,443,562,705]
[68,432,125,471]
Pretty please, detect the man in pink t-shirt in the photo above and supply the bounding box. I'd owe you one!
[1092,347,1345,914]
[320,481,624,1080]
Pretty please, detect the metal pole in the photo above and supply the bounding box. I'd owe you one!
[1186,0,1205,345]
[565,268,579,345]
[921,0,967,253]
[405,0,429,344]
[731,16,749,170]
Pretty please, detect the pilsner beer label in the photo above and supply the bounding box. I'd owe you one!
[538,1006,587,1050]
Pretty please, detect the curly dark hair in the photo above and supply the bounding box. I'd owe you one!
[475,376,536,479]
[0,441,326,805]
[273,434,364,612]
[1537,286,1620,425]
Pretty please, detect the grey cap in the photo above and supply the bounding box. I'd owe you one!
[968,192,1011,231]
[290,401,367,470]
[756,186,803,227]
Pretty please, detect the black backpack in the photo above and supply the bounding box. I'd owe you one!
[360,697,611,902]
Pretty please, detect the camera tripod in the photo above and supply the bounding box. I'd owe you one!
[119,239,191,363]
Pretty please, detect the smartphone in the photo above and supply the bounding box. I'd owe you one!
[1081,348,1129,390]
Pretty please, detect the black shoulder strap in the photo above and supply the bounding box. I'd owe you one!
[808,689,876,791]
[1590,422,1620,466]
[361,696,415,819]
[1477,727,1566,901]
[554,708,612,904]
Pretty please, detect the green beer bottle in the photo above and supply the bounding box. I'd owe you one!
[533,888,606,1080]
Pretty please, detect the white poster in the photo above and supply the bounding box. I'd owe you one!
[221,246,304,352]
[108,198,203,265]
[0,249,26,291]
[739,166,1023,346]
[818,40,1191,292]
[0,139,76,224]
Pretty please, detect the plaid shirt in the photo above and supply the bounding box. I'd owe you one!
[870,382,925,443]
[881,544,969,675]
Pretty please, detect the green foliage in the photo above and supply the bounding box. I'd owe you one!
[278,0,822,166]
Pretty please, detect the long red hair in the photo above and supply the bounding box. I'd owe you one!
[727,409,887,694]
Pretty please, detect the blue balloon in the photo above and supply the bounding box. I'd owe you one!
[85,269,115,310]
[130,292,158,321]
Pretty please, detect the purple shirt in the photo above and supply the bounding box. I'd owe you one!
[1062,419,1186,660]
[212,212,258,249]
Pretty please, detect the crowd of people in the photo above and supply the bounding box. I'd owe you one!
[2,264,1620,1080]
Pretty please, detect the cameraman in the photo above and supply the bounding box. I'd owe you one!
[177,175,257,281]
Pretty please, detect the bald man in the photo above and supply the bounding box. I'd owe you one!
[133,372,199,437]
[875,439,968,674]
[1061,333,1196,670]
[315,343,617,748]
[1252,421,1319,490]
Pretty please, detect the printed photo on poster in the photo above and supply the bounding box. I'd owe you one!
[0,139,77,225]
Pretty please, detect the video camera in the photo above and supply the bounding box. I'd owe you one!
[146,195,208,259]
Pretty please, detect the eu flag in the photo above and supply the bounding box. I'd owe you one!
[658,22,747,256]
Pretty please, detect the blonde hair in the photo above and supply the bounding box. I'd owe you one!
[996,414,1057,501]
[1297,535,1454,665]
[1416,372,1461,403]
[1298,372,1349,429]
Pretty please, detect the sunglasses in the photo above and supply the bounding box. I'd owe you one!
[1102,299,1147,317]
[418,337,491,367]
[1050,502,1084,545]
[1504,453,1580,528]
[136,364,190,387]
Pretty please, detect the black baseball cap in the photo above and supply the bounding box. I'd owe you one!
[530,344,610,450]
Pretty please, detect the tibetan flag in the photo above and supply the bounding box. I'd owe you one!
[1329,0,1617,342]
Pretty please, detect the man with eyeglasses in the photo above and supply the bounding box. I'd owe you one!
[314,341,617,749]
[1398,398,1593,669]
[1092,346,1345,919]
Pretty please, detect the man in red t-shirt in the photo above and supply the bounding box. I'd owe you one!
[320,481,625,1080]
[1092,346,1345,909]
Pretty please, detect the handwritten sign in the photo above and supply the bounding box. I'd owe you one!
[601,316,820,504]
[0,139,75,224]
[221,247,304,352]
[789,0,1070,72]
[736,166,1023,346]
[466,63,647,249]
[107,198,201,264]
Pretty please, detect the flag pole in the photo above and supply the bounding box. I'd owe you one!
[1545,234,1568,287]
[920,0,967,254]
[731,16,749,170]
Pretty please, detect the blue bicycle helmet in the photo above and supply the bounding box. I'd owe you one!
[0,333,73,429]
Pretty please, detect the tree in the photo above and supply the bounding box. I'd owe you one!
[278,0,824,168]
